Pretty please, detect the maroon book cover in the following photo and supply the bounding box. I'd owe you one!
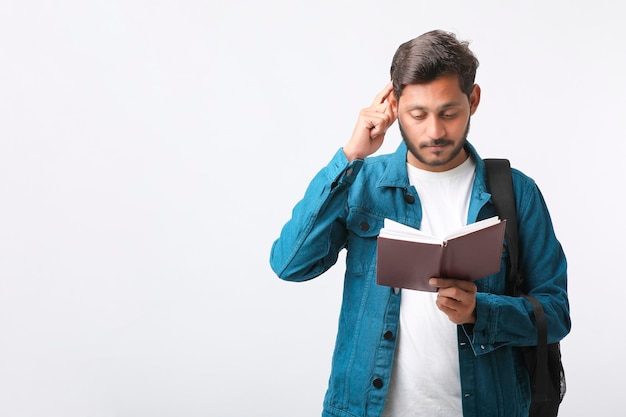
[376,218,506,292]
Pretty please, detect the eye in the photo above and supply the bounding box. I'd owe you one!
[411,113,427,120]
[442,112,458,119]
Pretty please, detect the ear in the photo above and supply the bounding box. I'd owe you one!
[469,84,481,115]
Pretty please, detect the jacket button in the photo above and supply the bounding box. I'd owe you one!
[372,378,384,389]
[383,331,394,341]
[404,193,415,204]
[360,222,370,231]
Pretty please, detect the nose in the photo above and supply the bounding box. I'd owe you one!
[426,115,446,139]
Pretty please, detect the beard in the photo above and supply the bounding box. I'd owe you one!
[399,117,471,168]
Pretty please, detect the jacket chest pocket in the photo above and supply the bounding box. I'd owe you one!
[345,211,384,275]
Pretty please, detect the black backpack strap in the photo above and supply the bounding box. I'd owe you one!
[524,294,551,401]
[483,158,521,295]
[484,158,553,402]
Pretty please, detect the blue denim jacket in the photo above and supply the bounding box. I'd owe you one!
[270,141,570,417]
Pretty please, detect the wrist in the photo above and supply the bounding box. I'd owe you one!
[342,145,363,163]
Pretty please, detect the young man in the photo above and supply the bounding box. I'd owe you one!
[269,30,570,417]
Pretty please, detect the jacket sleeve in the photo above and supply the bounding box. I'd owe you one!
[269,149,364,282]
[468,172,571,354]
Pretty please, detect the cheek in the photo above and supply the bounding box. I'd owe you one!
[448,118,469,136]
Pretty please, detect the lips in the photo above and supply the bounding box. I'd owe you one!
[423,144,451,151]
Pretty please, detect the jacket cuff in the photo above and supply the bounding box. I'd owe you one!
[463,292,507,355]
[326,148,364,188]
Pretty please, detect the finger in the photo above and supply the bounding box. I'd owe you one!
[429,278,450,288]
[370,116,394,138]
[437,289,462,304]
[373,102,389,114]
[437,292,474,314]
[371,104,397,128]
[436,296,464,319]
[435,291,477,325]
[370,82,394,107]
[430,278,477,293]
[362,107,393,126]
[360,111,390,129]
[385,102,397,123]
[437,285,472,307]
[452,279,477,293]
[436,293,454,308]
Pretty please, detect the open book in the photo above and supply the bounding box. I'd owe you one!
[376,216,506,292]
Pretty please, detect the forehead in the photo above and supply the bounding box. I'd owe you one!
[399,74,467,109]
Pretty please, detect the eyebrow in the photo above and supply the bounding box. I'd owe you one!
[406,102,462,112]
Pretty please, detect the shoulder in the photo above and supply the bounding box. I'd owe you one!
[508,166,554,215]
[362,151,396,167]
[510,167,537,189]
[357,150,406,186]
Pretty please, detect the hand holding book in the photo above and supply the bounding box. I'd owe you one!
[376,216,506,292]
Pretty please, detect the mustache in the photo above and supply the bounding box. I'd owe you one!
[421,138,454,147]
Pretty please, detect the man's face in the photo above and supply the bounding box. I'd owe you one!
[391,74,480,172]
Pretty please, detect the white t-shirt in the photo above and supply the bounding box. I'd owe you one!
[382,156,476,417]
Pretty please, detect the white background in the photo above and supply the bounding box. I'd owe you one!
[0,1,623,416]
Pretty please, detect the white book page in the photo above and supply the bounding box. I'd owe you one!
[378,216,501,244]
[378,219,442,244]
[443,216,501,240]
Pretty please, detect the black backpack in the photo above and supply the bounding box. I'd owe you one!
[484,159,566,417]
